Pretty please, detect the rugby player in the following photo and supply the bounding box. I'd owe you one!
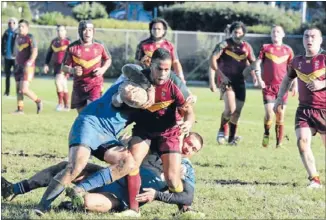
[43,25,71,111]
[13,19,42,114]
[135,18,185,83]
[255,25,296,148]
[61,20,111,113]
[210,21,257,145]
[274,27,325,188]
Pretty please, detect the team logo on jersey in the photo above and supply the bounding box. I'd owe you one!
[94,48,98,55]
[270,48,274,53]
[298,61,302,70]
[77,49,81,57]
[85,48,90,52]
[315,60,320,70]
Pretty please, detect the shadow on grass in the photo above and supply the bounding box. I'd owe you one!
[214,179,298,187]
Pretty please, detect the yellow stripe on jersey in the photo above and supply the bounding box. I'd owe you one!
[144,50,154,58]
[295,68,325,83]
[265,52,289,64]
[18,43,29,51]
[51,45,68,53]
[147,100,174,112]
[72,55,102,69]
[225,49,247,61]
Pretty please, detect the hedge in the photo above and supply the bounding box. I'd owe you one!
[160,2,302,34]
[72,2,108,21]
[2,2,33,22]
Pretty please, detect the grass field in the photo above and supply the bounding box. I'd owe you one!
[1,77,325,219]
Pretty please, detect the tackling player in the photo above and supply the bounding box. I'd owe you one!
[43,25,71,111]
[255,25,296,148]
[61,20,111,113]
[274,27,325,188]
[135,18,185,83]
[13,19,42,114]
[210,21,257,145]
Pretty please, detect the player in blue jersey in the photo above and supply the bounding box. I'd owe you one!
[33,64,156,215]
[2,132,204,217]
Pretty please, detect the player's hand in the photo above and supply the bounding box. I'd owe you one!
[74,66,83,76]
[209,81,217,92]
[43,65,49,74]
[221,74,231,85]
[306,80,324,92]
[273,98,284,114]
[178,120,192,134]
[93,67,105,77]
[186,94,197,105]
[25,60,33,67]
[257,78,265,89]
[135,188,156,203]
[141,86,155,109]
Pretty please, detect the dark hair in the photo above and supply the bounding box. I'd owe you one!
[272,24,285,32]
[189,132,204,149]
[18,19,29,26]
[149,18,168,31]
[56,25,66,29]
[229,21,246,35]
[304,27,322,37]
[151,48,171,62]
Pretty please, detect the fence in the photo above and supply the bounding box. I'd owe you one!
[1,24,322,81]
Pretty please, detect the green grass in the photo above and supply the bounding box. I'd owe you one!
[1,77,325,219]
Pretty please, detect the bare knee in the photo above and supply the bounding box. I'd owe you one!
[21,87,29,94]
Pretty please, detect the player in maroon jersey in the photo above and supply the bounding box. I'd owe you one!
[135,18,185,83]
[255,25,297,148]
[43,25,71,111]
[210,21,258,145]
[274,28,325,188]
[61,20,112,113]
[13,19,42,114]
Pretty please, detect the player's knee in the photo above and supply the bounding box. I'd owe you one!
[21,87,29,94]
[297,137,309,153]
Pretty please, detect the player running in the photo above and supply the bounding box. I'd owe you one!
[255,25,296,148]
[210,21,258,145]
[61,20,111,113]
[13,19,42,114]
[274,27,325,188]
[43,25,71,111]
[135,18,185,83]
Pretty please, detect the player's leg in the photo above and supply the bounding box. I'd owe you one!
[21,66,42,114]
[84,192,120,213]
[55,73,65,111]
[275,105,286,148]
[262,103,274,147]
[12,67,24,114]
[35,146,91,214]
[228,84,246,145]
[295,127,321,188]
[62,74,70,111]
[4,58,14,96]
[217,87,236,144]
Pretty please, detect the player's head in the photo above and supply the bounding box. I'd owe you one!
[78,20,94,43]
[149,18,168,41]
[182,132,204,158]
[229,21,246,42]
[271,25,285,44]
[303,27,323,55]
[18,19,29,35]
[8,17,17,30]
[150,48,172,85]
[118,81,148,108]
[56,25,67,39]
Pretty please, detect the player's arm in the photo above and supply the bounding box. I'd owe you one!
[210,41,229,84]
[27,35,38,66]
[93,43,112,77]
[43,42,54,74]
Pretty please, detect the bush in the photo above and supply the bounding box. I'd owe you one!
[92,18,148,30]
[160,2,301,34]
[72,2,108,21]
[36,12,78,26]
[2,2,33,22]
[247,25,271,34]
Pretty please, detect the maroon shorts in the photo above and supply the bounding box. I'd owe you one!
[263,84,288,105]
[71,84,103,109]
[132,126,181,156]
[14,64,35,82]
[295,107,326,135]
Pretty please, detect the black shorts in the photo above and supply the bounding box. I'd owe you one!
[220,82,246,102]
